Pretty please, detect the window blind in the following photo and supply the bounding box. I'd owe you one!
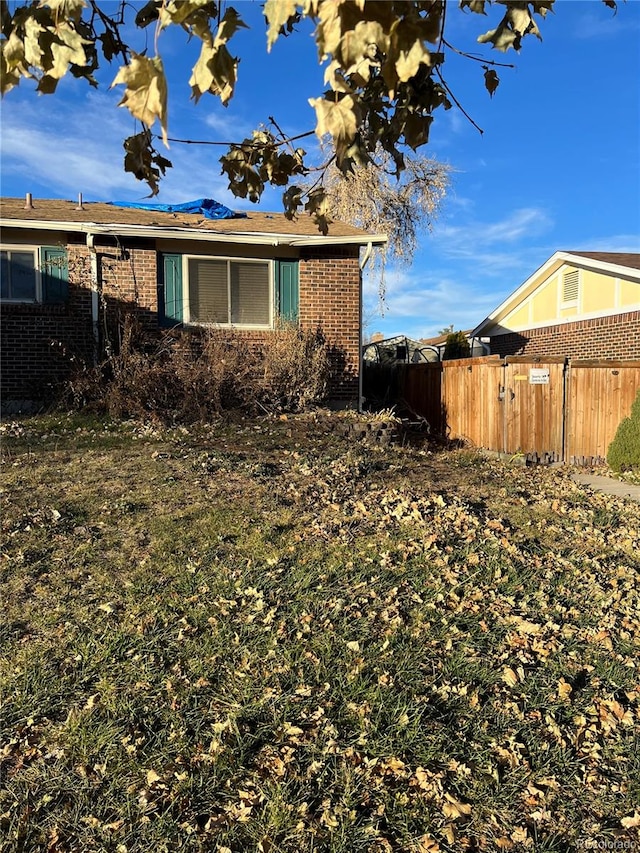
[189,258,228,323]
[230,262,270,325]
[1,250,37,300]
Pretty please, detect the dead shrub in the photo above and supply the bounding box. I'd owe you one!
[255,322,330,413]
[63,317,331,422]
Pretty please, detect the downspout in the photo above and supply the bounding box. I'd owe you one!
[360,241,374,271]
[86,232,100,365]
[358,242,374,412]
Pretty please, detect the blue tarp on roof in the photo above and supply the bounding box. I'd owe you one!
[108,198,246,220]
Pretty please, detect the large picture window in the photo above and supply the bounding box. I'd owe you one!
[159,253,298,329]
[187,257,271,327]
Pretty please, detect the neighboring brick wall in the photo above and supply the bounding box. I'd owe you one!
[1,241,94,403]
[0,303,94,402]
[299,246,361,402]
[2,237,363,406]
[489,311,640,360]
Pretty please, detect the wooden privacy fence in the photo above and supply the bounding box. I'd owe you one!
[363,356,640,464]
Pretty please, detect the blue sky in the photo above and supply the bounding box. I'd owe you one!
[1,0,639,340]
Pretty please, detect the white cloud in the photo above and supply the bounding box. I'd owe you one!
[422,207,555,283]
[364,265,514,341]
[568,235,640,254]
[2,123,135,199]
[570,7,640,40]
[436,206,553,252]
[202,110,254,139]
[362,205,564,340]
[365,214,640,342]
[0,90,238,205]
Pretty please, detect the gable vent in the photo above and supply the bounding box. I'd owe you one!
[562,269,579,302]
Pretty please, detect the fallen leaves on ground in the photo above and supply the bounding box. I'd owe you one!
[1,413,639,852]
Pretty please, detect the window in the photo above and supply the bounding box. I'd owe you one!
[1,248,38,300]
[158,253,298,328]
[0,245,68,303]
[186,257,272,327]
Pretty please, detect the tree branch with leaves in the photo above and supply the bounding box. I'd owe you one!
[0,0,620,230]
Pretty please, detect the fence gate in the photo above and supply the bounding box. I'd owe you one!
[502,357,565,462]
[442,356,503,450]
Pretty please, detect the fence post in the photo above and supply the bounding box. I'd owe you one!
[443,360,447,438]
[561,359,569,464]
[501,361,507,455]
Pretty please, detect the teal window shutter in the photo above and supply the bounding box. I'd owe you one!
[40,247,68,302]
[159,253,183,325]
[276,260,299,323]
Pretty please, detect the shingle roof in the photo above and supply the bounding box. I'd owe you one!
[565,251,640,270]
[0,196,379,241]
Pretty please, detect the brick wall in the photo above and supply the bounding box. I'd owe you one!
[0,303,94,403]
[2,237,363,406]
[98,239,158,327]
[1,241,94,403]
[299,246,361,402]
[489,311,640,360]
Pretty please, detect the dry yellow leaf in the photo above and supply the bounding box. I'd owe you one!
[384,756,406,775]
[84,693,99,709]
[283,722,305,739]
[112,54,168,144]
[510,827,529,843]
[415,834,440,852]
[413,766,433,792]
[557,679,573,701]
[502,667,519,687]
[320,808,339,827]
[442,793,472,820]
[442,823,457,844]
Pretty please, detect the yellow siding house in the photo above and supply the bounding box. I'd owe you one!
[473,251,640,360]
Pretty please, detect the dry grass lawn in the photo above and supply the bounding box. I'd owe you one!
[1,412,639,852]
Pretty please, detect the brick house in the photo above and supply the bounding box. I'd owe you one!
[472,251,640,360]
[1,196,386,409]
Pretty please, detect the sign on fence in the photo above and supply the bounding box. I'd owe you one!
[529,368,550,385]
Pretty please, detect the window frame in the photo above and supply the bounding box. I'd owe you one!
[0,245,41,303]
[182,254,274,329]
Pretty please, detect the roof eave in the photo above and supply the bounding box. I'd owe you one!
[290,234,387,247]
[471,251,565,336]
[562,252,640,280]
[0,217,387,248]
